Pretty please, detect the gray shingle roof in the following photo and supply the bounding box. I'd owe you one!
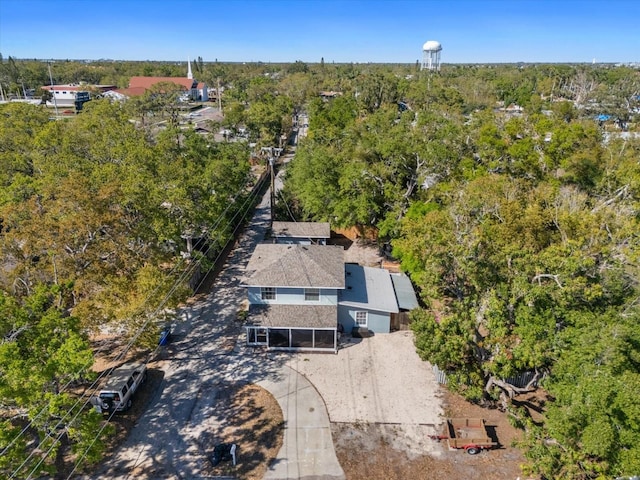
[271,221,331,239]
[243,244,345,288]
[248,304,338,328]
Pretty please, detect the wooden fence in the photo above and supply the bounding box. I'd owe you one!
[390,311,412,331]
[187,168,270,292]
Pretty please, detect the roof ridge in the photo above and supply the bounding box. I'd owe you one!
[300,245,344,284]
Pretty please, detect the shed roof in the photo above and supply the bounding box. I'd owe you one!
[271,221,331,239]
[248,304,337,328]
[243,244,344,288]
[390,273,419,310]
[339,264,399,313]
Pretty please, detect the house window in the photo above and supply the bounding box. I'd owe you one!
[248,327,268,345]
[261,287,276,300]
[355,311,368,327]
[305,288,320,301]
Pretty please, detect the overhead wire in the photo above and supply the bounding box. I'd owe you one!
[8,170,269,479]
[5,185,242,468]
[66,171,269,478]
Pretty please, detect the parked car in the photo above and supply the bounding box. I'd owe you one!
[90,362,147,415]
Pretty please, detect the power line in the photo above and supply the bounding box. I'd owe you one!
[66,174,268,478]
[6,177,265,478]
[9,172,269,479]
[276,188,322,245]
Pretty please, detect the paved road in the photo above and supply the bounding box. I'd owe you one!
[92,157,344,479]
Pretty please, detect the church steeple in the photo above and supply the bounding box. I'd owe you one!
[187,57,193,80]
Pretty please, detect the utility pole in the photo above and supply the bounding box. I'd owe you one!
[217,77,222,112]
[47,61,58,117]
[269,156,275,226]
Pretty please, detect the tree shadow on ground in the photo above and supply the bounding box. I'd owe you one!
[198,383,284,480]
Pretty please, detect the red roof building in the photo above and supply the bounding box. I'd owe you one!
[107,60,209,102]
[129,76,196,91]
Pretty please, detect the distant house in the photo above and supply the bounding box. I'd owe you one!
[42,84,116,107]
[270,221,331,245]
[319,91,342,101]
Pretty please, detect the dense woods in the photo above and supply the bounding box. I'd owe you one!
[280,62,640,479]
[1,91,252,475]
[1,56,640,478]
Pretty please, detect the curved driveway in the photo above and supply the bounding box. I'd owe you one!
[257,366,344,480]
[92,158,344,479]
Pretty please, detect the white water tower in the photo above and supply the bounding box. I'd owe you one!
[421,40,442,71]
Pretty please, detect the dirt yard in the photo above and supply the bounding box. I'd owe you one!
[331,389,527,480]
[81,340,284,480]
[198,384,284,480]
[83,344,527,480]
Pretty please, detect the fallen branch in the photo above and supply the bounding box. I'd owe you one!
[485,370,541,400]
[2,325,30,344]
[592,185,629,213]
[532,273,563,289]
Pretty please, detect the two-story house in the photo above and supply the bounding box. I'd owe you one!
[242,222,419,352]
[242,244,345,353]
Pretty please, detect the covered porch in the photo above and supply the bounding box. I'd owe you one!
[245,304,338,353]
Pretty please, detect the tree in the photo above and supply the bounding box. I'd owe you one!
[245,93,293,146]
[0,286,112,478]
[128,81,188,127]
[519,310,640,479]
[277,62,640,478]
[287,60,308,74]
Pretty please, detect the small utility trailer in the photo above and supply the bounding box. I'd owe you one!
[430,418,497,454]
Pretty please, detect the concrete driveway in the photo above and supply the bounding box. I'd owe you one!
[256,366,344,480]
[287,331,444,457]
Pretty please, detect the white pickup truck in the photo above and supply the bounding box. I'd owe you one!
[91,362,147,414]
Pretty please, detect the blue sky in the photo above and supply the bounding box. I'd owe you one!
[1,0,638,63]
